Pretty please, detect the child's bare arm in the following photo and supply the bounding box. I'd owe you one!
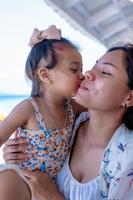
[0,99,32,146]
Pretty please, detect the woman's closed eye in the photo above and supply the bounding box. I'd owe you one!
[102,71,112,76]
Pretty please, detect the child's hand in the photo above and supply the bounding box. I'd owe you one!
[3,137,30,164]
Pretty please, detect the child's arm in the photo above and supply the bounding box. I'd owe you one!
[71,98,88,117]
[0,99,33,146]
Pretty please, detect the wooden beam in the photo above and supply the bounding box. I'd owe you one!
[86,4,118,28]
[44,0,101,43]
[106,30,133,48]
[101,14,133,40]
[65,0,84,8]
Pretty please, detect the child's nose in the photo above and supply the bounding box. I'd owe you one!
[79,73,85,80]
[84,70,95,81]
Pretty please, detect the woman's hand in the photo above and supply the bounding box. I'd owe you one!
[23,169,65,200]
[3,137,30,164]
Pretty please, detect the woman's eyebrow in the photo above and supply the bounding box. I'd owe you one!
[102,62,117,68]
[96,60,117,68]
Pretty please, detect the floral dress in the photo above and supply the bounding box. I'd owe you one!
[100,123,133,200]
[17,97,74,179]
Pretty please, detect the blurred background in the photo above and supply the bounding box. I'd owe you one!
[0,0,107,116]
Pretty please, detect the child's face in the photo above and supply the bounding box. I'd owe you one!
[48,45,84,97]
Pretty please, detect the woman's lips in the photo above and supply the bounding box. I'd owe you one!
[79,85,88,91]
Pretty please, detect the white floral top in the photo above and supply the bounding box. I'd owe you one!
[57,112,133,200]
[17,97,74,179]
[100,123,133,200]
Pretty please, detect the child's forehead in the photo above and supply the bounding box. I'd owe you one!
[53,43,80,62]
[54,43,65,51]
[54,43,75,52]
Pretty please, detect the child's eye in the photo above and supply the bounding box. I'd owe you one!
[70,68,78,73]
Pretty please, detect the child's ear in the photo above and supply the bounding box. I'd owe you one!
[122,90,133,108]
[37,67,51,84]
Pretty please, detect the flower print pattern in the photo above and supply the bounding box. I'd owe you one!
[100,191,108,199]
[127,169,133,177]
[102,148,114,187]
[118,142,128,152]
[17,98,74,179]
[100,124,133,199]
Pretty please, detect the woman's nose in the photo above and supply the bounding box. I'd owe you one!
[84,70,95,81]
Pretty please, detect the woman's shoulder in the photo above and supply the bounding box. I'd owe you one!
[120,125,133,162]
[102,124,133,171]
[100,125,133,199]
[112,123,133,147]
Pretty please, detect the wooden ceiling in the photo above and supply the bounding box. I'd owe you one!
[44,0,133,48]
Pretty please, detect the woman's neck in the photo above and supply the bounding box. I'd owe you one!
[85,109,124,146]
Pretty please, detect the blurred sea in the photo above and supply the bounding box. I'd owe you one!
[0,94,28,116]
[0,94,28,163]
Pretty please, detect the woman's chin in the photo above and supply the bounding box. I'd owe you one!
[75,93,83,104]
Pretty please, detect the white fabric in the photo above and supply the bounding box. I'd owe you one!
[0,164,24,177]
[56,112,101,200]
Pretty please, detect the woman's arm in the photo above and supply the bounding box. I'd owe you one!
[23,169,65,200]
[101,141,133,200]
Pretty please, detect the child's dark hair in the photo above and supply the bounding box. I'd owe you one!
[108,44,133,130]
[25,38,78,97]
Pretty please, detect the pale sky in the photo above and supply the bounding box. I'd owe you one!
[0,0,106,95]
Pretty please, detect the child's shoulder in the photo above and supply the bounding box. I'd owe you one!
[1,98,35,131]
[12,98,34,114]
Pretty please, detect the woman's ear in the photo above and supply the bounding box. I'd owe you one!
[37,67,51,84]
[122,90,133,108]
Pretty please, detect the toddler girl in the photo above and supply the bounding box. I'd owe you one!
[0,25,84,199]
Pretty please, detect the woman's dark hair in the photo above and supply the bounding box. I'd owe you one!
[25,37,78,97]
[108,44,133,130]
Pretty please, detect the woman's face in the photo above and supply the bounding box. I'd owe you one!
[75,50,130,111]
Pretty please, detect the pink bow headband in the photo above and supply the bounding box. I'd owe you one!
[28,25,61,47]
